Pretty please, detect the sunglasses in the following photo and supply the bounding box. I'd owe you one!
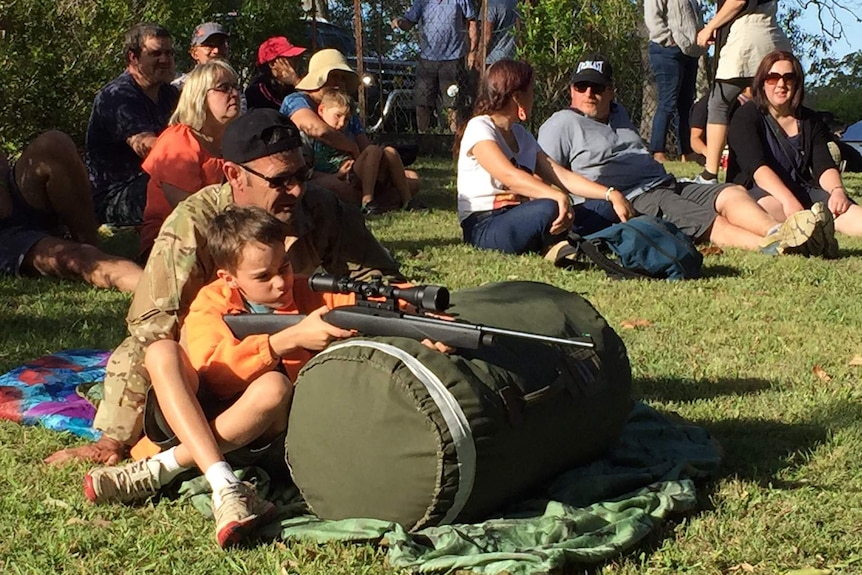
[573,82,607,95]
[764,72,798,86]
[241,163,312,189]
[209,82,240,94]
[144,48,175,58]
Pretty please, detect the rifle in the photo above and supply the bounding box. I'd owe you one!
[223,274,595,350]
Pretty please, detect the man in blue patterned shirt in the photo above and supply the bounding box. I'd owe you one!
[86,23,179,227]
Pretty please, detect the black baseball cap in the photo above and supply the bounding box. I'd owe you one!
[570,54,614,86]
[222,109,302,164]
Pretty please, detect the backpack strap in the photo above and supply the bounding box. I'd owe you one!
[567,233,651,280]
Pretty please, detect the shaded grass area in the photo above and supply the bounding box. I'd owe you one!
[2,160,862,574]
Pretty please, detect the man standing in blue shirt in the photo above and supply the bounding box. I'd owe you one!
[392,0,478,133]
[482,0,519,66]
[86,23,179,227]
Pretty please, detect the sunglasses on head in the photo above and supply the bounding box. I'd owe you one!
[764,72,798,86]
[573,82,607,95]
[241,163,313,189]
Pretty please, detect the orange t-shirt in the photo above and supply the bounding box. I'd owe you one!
[183,276,357,400]
[140,124,225,255]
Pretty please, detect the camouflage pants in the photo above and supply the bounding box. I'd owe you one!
[91,336,152,445]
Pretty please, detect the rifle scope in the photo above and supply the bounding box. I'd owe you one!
[308,274,450,312]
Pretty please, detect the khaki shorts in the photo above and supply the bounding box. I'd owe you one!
[632,180,728,242]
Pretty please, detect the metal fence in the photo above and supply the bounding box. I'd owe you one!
[307,0,709,156]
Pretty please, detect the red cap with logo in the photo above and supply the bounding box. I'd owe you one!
[257,36,307,65]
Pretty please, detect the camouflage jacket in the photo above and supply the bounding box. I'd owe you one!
[126,182,403,344]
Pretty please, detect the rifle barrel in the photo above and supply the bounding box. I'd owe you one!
[480,325,594,348]
[401,315,594,348]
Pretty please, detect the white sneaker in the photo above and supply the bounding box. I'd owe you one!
[84,458,163,504]
[214,482,275,548]
[692,175,718,185]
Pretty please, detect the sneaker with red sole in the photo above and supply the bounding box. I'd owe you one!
[214,481,275,548]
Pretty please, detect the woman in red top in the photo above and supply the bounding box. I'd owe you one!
[140,59,241,258]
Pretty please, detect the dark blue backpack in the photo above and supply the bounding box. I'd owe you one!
[569,215,703,280]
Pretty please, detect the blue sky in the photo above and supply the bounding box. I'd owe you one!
[798,5,862,59]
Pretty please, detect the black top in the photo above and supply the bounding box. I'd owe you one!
[689,96,708,131]
[86,72,179,202]
[726,101,837,188]
[245,73,295,111]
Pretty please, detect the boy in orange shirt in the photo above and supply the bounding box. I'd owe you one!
[84,205,355,548]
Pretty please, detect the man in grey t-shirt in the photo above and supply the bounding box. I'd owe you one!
[537,54,826,255]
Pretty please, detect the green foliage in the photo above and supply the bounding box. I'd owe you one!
[518,0,643,127]
[321,0,419,60]
[807,51,862,126]
[0,0,301,155]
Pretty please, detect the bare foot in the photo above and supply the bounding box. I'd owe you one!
[652,152,669,163]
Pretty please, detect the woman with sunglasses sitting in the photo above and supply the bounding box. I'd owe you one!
[727,50,862,255]
[455,59,632,257]
[139,59,241,260]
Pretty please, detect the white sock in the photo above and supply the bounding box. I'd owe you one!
[151,447,191,484]
[767,224,781,236]
[205,461,239,504]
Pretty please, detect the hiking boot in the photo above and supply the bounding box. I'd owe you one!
[214,482,275,548]
[84,458,163,504]
[811,201,839,259]
[759,209,818,256]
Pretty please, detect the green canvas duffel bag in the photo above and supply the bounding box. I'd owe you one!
[285,281,632,531]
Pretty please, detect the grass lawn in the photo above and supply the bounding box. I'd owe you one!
[2,159,862,574]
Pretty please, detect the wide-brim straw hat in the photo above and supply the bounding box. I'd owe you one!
[295,48,358,92]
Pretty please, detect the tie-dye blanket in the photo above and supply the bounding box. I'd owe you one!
[0,349,109,440]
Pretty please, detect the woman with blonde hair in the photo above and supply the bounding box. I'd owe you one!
[140,59,241,258]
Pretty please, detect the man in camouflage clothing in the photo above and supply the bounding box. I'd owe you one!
[46,109,402,465]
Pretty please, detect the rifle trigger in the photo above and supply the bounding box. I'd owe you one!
[497,386,525,428]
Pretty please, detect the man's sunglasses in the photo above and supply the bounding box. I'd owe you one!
[573,82,607,95]
[241,164,313,189]
[764,72,798,86]
[143,48,175,58]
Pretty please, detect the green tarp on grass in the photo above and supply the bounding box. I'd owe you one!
[180,402,721,574]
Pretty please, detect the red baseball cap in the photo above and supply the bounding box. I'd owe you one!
[257,36,307,65]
